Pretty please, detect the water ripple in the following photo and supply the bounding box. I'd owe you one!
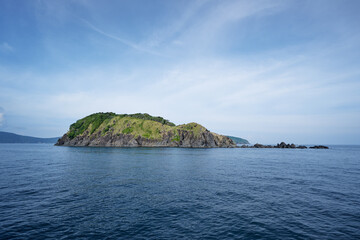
[0,144,359,239]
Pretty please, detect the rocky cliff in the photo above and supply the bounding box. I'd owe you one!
[55,113,236,148]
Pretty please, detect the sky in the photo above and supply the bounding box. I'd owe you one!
[0,0,360,144]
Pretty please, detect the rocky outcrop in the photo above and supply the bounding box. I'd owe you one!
[239,142,328,149]
[309,145,329,149]
[55,128,236,148]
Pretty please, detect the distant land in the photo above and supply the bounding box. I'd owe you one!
[227,136,249,144]
[0,131,59,143]
[56,112,242,148]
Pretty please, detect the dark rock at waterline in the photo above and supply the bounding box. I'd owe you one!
[276,142,297,148]
[309,145,329,149]
[240,142,328,149]
[253,143,273,148]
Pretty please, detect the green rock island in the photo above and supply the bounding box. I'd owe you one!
[55,112,236,148]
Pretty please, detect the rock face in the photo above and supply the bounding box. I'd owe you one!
[56,129,235,148]
[55,112,236,148]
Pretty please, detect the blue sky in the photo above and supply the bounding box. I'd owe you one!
[1,0,360,144]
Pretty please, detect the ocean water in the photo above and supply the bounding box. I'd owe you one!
[0,144,359,239]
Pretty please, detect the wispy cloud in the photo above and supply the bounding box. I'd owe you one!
[0,107,4,127]
[166,0,282,51]
[0,42,14,52]
[141,0,209,48]
[80,18,162,56]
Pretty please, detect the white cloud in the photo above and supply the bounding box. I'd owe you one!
[2,46,359,141]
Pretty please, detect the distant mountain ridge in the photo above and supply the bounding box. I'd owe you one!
[0,131,59,143]
[226,136,249,144]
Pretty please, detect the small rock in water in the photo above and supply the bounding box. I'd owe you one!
[239,142,328,149]
[276,142,296,148]
[310,145,329,149]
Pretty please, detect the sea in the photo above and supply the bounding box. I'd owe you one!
[0,144,359,239]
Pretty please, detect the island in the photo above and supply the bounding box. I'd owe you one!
[55,112,237,148]
[226,136,249,144]
[0,131,59,143]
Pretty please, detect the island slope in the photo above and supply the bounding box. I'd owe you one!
[55,113,236,148]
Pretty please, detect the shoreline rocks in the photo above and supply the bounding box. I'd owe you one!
[309,145,329,149]
[239,142,328,149]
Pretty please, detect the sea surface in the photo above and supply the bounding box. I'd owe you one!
[0,144,359,239]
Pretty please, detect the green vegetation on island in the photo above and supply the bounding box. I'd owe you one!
[67,112,205,141]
